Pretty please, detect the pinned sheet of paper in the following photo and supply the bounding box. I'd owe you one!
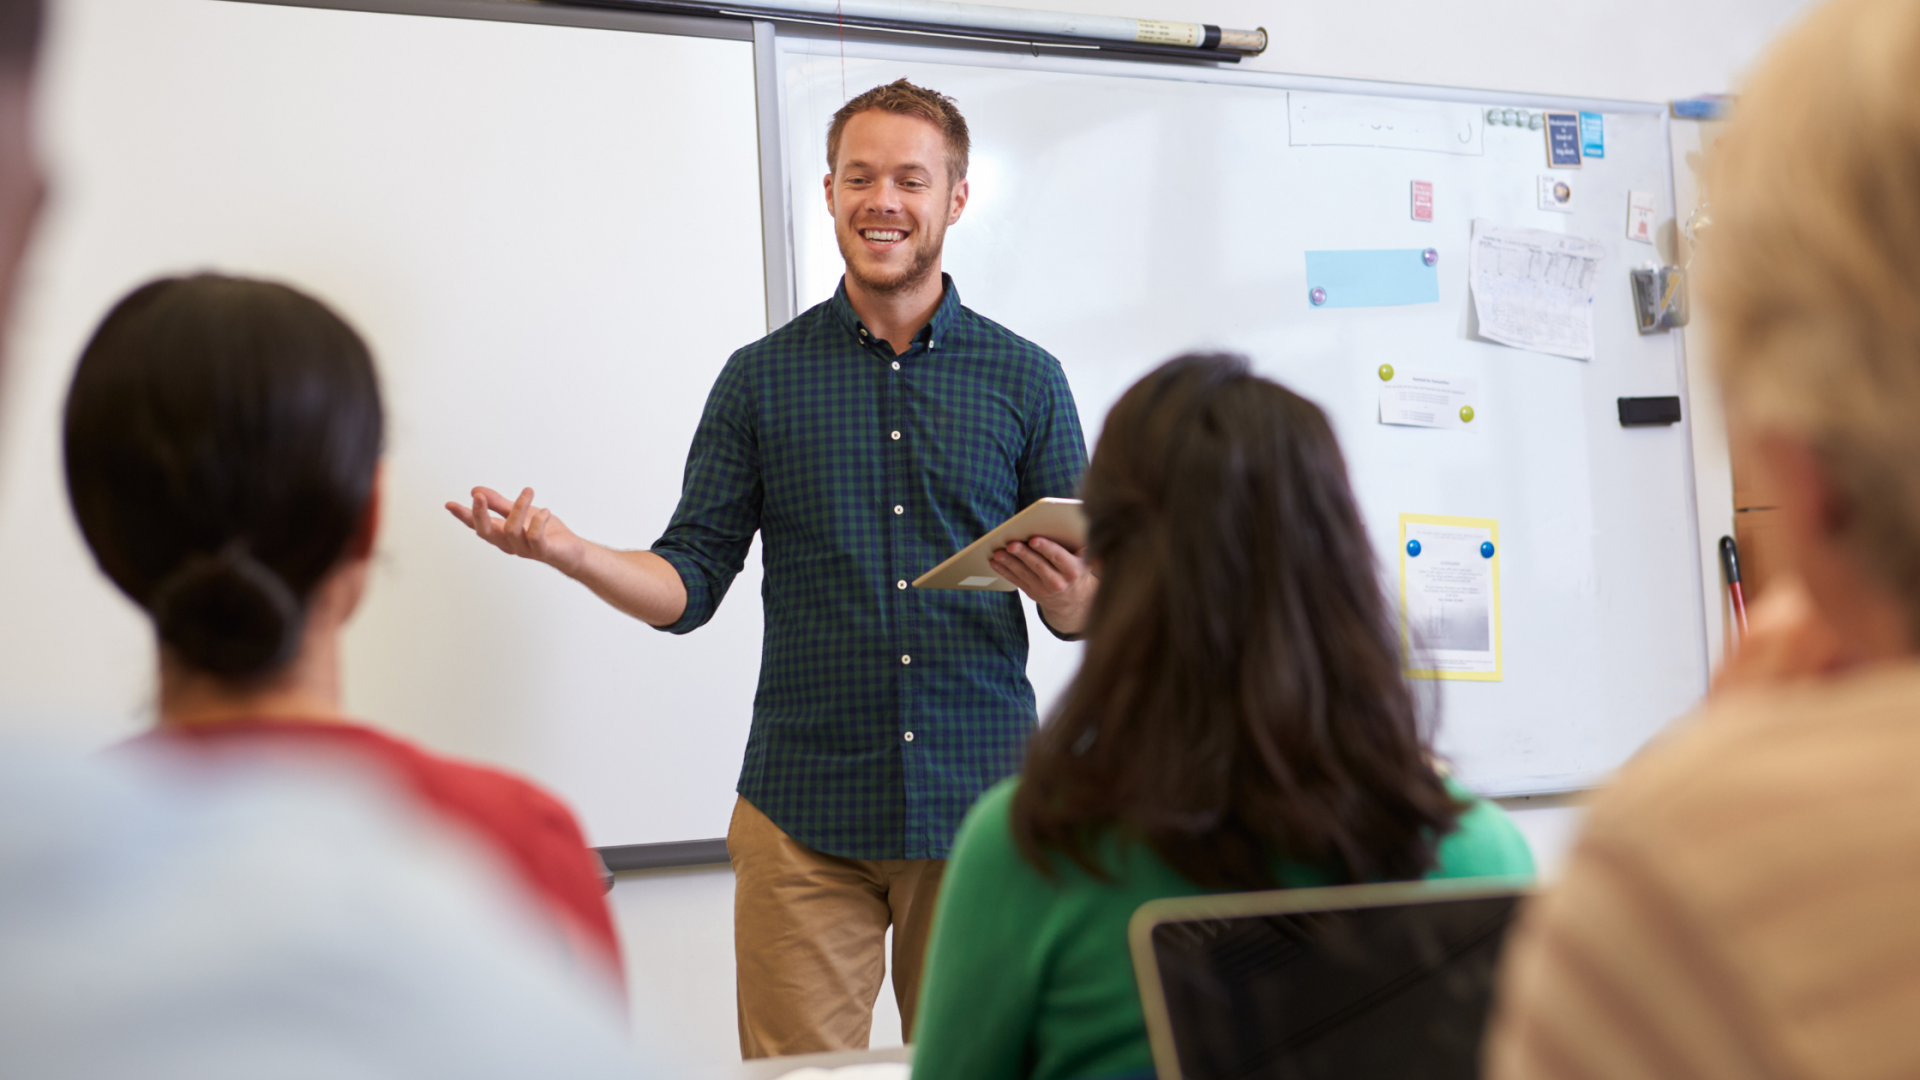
[1537,175,1575,213]
[1469,220,1605,360]
[1304,249,1440,308]
[1626,190,1656,243]
[1378,365,1478,430]
[1289,91,1484,156]
[1400,513,1502,681]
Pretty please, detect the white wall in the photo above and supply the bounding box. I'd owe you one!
[1045,0,1813,103]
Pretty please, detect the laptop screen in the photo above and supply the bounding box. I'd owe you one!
[1144,889,1521,1080]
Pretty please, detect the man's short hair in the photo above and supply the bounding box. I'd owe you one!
[1703,0,1920,630]
[0,0,41,68]
[826,79,970,185]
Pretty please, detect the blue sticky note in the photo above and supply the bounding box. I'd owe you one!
[1670,96,1730,121]
[1304,249,1439,308]
[1545,112,1582,167]
[1579,111,1604,159]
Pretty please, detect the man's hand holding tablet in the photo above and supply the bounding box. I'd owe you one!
[914,498,1096,636]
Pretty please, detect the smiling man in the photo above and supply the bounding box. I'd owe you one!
[450,79,1093,1055]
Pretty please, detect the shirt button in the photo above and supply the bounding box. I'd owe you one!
[901,654,912,665]
[893,505,904,515]
[897,580,908,590]
[891,361,901,371]
[859,328,869,338]
[890,430,901,441]
[904,731,915,742]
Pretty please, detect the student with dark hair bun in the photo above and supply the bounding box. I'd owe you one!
[910,354,1534,1080]
[63,274,623,980]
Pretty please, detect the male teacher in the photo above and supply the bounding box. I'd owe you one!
[449,80,1095,1056]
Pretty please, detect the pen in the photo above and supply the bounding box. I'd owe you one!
[1719,535,1748,642]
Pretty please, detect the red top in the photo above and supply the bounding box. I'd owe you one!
[145,719,622,978]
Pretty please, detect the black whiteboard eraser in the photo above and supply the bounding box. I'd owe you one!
[1617,396,1682,426]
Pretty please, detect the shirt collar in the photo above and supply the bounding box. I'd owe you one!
[828,273,963,352]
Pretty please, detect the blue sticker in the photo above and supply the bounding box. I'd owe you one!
[1578,111,1604,159]
[1480,541,1495,558]
[1545,112,1582,167]
[1407,539,1422,557]
[1303,249,1440,309]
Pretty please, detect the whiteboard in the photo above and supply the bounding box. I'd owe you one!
[0,0,767,845]
[779,38,1707,795]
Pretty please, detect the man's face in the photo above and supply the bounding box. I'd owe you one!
[824,109,968,297]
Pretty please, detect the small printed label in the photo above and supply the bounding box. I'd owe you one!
[1627,189,1656,243]
[1579,111,1605,159]
[957,575,1001,588]
[1538,175,1575,213]
[1411,180,1434,222]
[1133,19,1202,45]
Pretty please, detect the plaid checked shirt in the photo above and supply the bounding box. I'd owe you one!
[651,275,1087,860]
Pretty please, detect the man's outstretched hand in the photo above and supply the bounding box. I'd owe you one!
[446,487,587,575]
[445,485,688,627]
[991,536,1096,637]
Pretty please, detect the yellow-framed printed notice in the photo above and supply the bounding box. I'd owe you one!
[1399,513,1502,681]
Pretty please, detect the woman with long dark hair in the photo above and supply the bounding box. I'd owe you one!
[911,354,1532,1080]
[63,274,623,981]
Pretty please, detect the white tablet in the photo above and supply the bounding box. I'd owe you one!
[912,497,1087,592]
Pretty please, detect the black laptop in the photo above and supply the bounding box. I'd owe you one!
[1128,878,1530,1080]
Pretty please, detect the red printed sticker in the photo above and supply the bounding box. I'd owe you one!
[1411,180,1434,222]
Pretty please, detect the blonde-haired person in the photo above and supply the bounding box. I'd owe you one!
[1487,0,1920,1075]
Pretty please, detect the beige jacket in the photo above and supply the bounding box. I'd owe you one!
[1488,664,1920,1080]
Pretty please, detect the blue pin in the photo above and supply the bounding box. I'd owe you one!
[1480,541,1495,558]
[1406,539,1422,557]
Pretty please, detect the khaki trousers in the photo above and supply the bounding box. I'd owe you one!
[727,797,947,1059]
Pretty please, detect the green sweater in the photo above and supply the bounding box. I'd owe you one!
[911,777,1535,1080]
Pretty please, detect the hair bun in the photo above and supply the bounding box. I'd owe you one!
[149,541,303,679]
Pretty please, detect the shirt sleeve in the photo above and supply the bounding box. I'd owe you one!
[911,781,1047,1080]
[1432,784,1537,880]
[1017,356,1089,510]
[1019,357,1090,643]
[650,351,762,634]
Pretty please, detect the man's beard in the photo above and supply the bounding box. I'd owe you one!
[838,223,944,296]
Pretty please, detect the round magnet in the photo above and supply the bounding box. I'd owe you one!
[1459,405,1475,422]
[1528,113,1543,131]
[1480,541,1495,558]
[1503,108,1519,126]
[1485,107,1501,125]
[1309,286,1327,306]
[1422,248,1438,266]
[1406,539,1422,557]
[1378,363,1394,381]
